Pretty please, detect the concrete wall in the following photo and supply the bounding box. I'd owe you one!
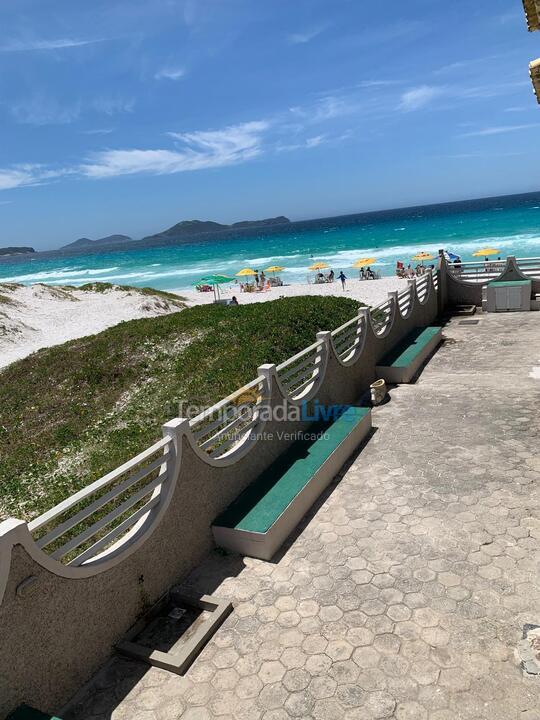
[0,275,439,718]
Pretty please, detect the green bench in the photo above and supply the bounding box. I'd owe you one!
[212,406,372,560]
[7,706,61,720]
[375,326,442,384]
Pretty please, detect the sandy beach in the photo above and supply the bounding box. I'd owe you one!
[179,275,406,307]
[0,277,405,369]
[0,283,184,369]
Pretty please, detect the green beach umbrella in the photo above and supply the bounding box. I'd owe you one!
[196,275,234,301]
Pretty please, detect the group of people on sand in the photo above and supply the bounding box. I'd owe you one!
[239,269,279,293]
[395,261,435,279]
[315,269,335,284]
[359,266,376,280]
[315,269,350,289]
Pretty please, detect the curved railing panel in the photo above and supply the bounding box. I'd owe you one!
[397,286,414,318]
[276,340,325,400]
[28,436,173,566]
[370,298,394,337]
[416,274,430,303]
[189,376,267,461]
[331,315,365,365]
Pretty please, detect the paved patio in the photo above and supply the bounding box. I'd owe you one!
[65,311,540,720]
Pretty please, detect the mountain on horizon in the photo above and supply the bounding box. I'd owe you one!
[61,234,132,250]
[60,217,291,251]
[141,216,291,243]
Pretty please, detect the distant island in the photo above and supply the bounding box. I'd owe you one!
[60,217,290,250]
[61,234,132,250]
[0,246,35,257]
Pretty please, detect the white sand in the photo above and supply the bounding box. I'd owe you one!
[179,276,406,307]
[0,284,184,369]
[0,277,406,369]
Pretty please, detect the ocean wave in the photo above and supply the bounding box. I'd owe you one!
[0,266,120,283]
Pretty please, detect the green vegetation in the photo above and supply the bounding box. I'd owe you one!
[0,296,361,521]
[70,282,186,305]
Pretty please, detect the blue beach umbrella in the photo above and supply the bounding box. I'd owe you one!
[444,251,461,262]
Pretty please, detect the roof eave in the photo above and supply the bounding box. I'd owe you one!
[523,0,540,30]
[530,59,540,103]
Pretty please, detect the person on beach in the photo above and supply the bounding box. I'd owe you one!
[338,271,347,289]
[255,270,260,285]
[230,296,239,305]
[366,267,375,280]
[328,269,335,283]
[259,271,266,289]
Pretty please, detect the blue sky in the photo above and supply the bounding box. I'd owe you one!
[0,0,539,250]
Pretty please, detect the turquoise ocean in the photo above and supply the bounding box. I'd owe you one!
[1,192,539,291]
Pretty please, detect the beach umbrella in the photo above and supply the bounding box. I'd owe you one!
[444,251,461,262]
[308,262,329,271]
[236,267,258,289]
[472,247,499,257]
[412,252,435,262]
[197,274,233,301]
[265,266,285,273]
[352,257,376,269]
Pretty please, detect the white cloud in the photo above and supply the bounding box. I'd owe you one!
[155,66,187,81]
[81,120,270,178]
[459,124,540,138]
[0,37,106,52]
[93,96,134,116]
[0,164,64,190]
[399,85,443,111]
[288,27,326,44]
[9,96,82,126]
[82,128,114,135]
[290,94,357,123]
[358,80,399,88]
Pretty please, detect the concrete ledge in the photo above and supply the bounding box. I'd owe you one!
[376,327,442,384]
[212,409,372,561]
[116,592,232,675]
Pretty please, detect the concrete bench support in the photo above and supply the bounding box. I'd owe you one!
[212,407,372,561]
[375,326,442,384]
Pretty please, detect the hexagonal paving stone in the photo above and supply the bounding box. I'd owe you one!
[258,661,286,685]
[363,690,396,718]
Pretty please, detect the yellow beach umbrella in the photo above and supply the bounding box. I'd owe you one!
[472,248,499,257]
[412,252,435,262]
[352,257,376,269]
[236,268,257,277]
[265,265,285,273]
[308,262,329,271]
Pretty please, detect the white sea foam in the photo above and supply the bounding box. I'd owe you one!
[0,266,120,283]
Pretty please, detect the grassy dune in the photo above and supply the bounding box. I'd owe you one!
[0,295,361,521]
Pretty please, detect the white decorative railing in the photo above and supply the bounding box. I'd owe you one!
[189,376,266,460]
[447,256,540,284]
[516,256,540,279]
[9,261,444,568]
[331,315,364,362]
[447,259,504,283]
[276,340,324,398]
[416,274,430,302]
[397,285,413,316]
[28,436,173,565]
[370,298,393,335]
